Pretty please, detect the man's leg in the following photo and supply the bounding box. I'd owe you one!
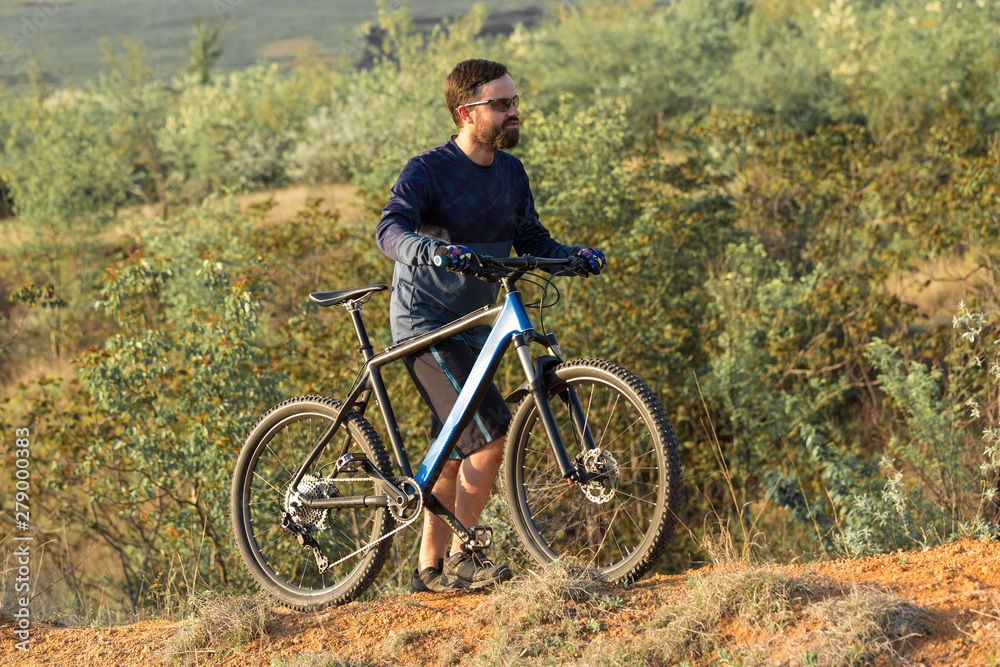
[438,433,512,589]
[419,435,503,567]
[419,458,460,571]
[405,339,512,588]
[449,435,504,555]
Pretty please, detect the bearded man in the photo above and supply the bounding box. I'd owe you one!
[375,59,605,593]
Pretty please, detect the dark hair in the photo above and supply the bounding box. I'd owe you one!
[445,59,509,128]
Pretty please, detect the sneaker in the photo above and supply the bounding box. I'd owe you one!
[409,559,449,594]
[440,551,513,590]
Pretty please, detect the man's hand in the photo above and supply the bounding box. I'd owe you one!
[572,247,606,276]
[437,244,481,274]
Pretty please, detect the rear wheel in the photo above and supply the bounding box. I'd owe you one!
[231,395,393,610]
[502,359,681,583]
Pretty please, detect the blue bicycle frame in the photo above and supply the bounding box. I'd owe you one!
[289,260,590,545]
[414,290,535,486]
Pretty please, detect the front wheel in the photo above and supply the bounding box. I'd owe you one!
[502,359,682,583]
[231,395,394,610]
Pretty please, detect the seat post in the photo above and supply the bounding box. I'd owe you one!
[346,302,376,362]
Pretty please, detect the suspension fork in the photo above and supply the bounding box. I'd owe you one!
[511,332,596,482]
[542,334,598,456]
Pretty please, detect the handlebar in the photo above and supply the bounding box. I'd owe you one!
[432,253,584,280]
[430,253,452,269]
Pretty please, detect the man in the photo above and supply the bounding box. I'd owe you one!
[375,59,605,593]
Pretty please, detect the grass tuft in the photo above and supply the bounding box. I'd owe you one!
[472,557,617,665]
[796,585,928,666]
[276,653,360,667]
[644,564,812,663]
[636,562,927,666]
[161,591,275,664]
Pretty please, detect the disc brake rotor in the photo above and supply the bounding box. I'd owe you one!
[576,449,621,504]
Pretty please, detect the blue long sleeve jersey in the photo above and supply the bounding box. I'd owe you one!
[376,138,576,346]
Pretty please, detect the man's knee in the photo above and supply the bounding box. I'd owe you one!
[437,458,461,481]
[483,436,505,457]
[466,436,504,469]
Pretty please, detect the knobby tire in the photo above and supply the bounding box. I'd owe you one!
[231,395,393,610]
[502,359,682,583]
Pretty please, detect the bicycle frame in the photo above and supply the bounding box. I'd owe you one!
[289,275,596,542]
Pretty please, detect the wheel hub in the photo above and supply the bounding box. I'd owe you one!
[284,474,337,531]
[576,449,620,504]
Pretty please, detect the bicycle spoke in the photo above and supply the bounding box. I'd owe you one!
[233,397,394,607]
[609,490,659,507]
[596,504,624,564]
[596,390,622,450]
[505,361,680,583]
[602,414,646,450]
[252,470,286,497]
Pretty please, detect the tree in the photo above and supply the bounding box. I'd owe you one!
[100,39,170,217]
[184,15,224,85]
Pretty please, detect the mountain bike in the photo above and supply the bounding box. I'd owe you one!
[230,254,682,610]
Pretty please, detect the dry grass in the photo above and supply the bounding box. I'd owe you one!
[794,585,927,667]
[884,249,988,327]
[637,564,927,667]
[472,557,618,665]
[641,564,812,664]
[463,554,927,666]
[278,652,360,667]
[232,184,367,229]
[161,591,275,664]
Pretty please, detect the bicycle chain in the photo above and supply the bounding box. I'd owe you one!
[304,475,423,574]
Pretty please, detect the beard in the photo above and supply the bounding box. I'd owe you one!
[476,118,520,150]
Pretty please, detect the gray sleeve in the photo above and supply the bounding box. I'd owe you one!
[375,161,442,266]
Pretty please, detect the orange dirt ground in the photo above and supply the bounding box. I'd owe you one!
[2,538,999,666]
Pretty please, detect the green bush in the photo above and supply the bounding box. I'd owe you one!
[290,2,498,212]
[810,0,1000,138]
[0,89,128,233]
[71,198,285,605]
[159,64,321,197]
[773,303,1000,557]
[7,0,1000,618]
[699,242,849,497]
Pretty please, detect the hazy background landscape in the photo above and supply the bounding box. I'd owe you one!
[0,0,541,88]
[1,3,999,657]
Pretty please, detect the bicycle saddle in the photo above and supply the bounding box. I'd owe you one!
[309,285,388,307]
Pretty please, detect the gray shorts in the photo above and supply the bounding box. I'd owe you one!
[403,336,512,459]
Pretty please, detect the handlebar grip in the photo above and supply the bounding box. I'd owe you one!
[432,254,451,268]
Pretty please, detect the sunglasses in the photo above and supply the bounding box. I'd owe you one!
[456,94,519,112]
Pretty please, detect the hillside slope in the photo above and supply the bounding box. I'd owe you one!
[2,538,999,666]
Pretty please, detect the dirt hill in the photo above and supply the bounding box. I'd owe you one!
[2,538,999,666]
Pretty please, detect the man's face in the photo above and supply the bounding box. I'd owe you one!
[467,74,520,150]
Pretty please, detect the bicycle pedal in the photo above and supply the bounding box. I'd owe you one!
[462,525,493,553]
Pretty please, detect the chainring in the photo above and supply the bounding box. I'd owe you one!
[388,476,422,522]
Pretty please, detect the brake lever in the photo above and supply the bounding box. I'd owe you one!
[470,255,501,282]
[470,267,501,283]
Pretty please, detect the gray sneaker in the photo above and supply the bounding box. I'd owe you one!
[440,551,513,590]
[409,559,450,594]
